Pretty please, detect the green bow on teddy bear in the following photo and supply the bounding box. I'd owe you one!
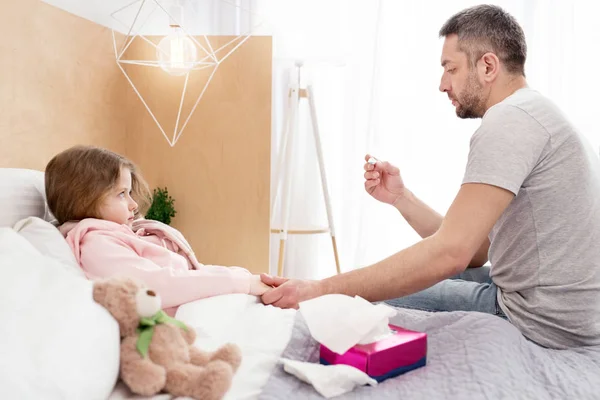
[136,310,188,358]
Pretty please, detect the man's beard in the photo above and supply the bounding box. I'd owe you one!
[454,72,487,119]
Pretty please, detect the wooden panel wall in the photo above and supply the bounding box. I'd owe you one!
[0,0,129,170]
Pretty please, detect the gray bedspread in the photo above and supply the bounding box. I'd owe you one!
[259,308,600,399]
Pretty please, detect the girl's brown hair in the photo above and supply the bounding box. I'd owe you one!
[45,145,151,225]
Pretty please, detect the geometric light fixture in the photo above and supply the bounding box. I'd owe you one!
[110,0,262,146]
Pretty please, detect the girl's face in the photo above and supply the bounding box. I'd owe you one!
[97,167,138,227]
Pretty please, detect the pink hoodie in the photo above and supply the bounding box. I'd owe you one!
[59,218,252,312]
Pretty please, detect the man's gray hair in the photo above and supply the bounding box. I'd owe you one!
[439,5,527,76]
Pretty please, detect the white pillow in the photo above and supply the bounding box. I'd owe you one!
[0,168,55,227]
[13,217,84,278]
[0,228,119,400]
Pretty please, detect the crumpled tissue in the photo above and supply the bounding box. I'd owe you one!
[281,358,377,398]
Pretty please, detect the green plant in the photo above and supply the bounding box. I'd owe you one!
[145,187,177,225]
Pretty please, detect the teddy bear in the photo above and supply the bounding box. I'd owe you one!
[93,276,242,400]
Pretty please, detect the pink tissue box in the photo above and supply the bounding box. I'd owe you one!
[319,324,427,382]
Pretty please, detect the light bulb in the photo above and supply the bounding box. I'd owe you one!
[156,26,197,76]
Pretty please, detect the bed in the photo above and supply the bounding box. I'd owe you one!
[2,168,600,400]
[107,294,600,400]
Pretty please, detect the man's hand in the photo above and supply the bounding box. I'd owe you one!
[364,154,406,205]
[260,274,323,309]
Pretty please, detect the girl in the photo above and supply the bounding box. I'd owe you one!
[45,145,270,314]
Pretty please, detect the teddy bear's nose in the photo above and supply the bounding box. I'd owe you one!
[146,290,156,297]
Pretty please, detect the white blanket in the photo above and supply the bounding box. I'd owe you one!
[110,294,297,399]
[0,228,119,400]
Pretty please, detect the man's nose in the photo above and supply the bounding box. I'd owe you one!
[439,74,449,93]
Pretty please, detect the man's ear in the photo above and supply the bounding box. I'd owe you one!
[479,52,501,83]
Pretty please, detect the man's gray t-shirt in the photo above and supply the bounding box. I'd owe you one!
[463,87,600,349]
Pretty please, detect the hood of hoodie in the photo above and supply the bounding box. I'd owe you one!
[58,218,134,238]
[59,219,136,264]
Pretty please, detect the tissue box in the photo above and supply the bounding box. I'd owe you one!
[319,324,427,382]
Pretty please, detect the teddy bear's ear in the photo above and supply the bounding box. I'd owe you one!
[92,277,139,307]
[92,280,110,307]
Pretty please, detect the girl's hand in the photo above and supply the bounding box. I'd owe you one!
[249,274,271,296]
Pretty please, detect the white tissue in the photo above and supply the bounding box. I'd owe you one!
[281,358,377,398]
[299,294,397,354]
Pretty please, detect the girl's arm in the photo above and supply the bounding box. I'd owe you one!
[79,233,255,309]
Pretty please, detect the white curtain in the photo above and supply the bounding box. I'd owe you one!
[255,0,600,279]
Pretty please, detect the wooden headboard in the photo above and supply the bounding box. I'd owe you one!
[0,0,272,274]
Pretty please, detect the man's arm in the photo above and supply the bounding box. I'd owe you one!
[393,189,442,238]
[395,189,490,268]
[318,183,513,303]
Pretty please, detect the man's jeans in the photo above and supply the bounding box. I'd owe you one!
[384,266,507,318]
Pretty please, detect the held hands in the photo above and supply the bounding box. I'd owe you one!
[363,154,406,206]
[249,274,272,296]
[258,274,322,309]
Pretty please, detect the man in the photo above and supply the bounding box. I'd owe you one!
[261,5,600,349]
